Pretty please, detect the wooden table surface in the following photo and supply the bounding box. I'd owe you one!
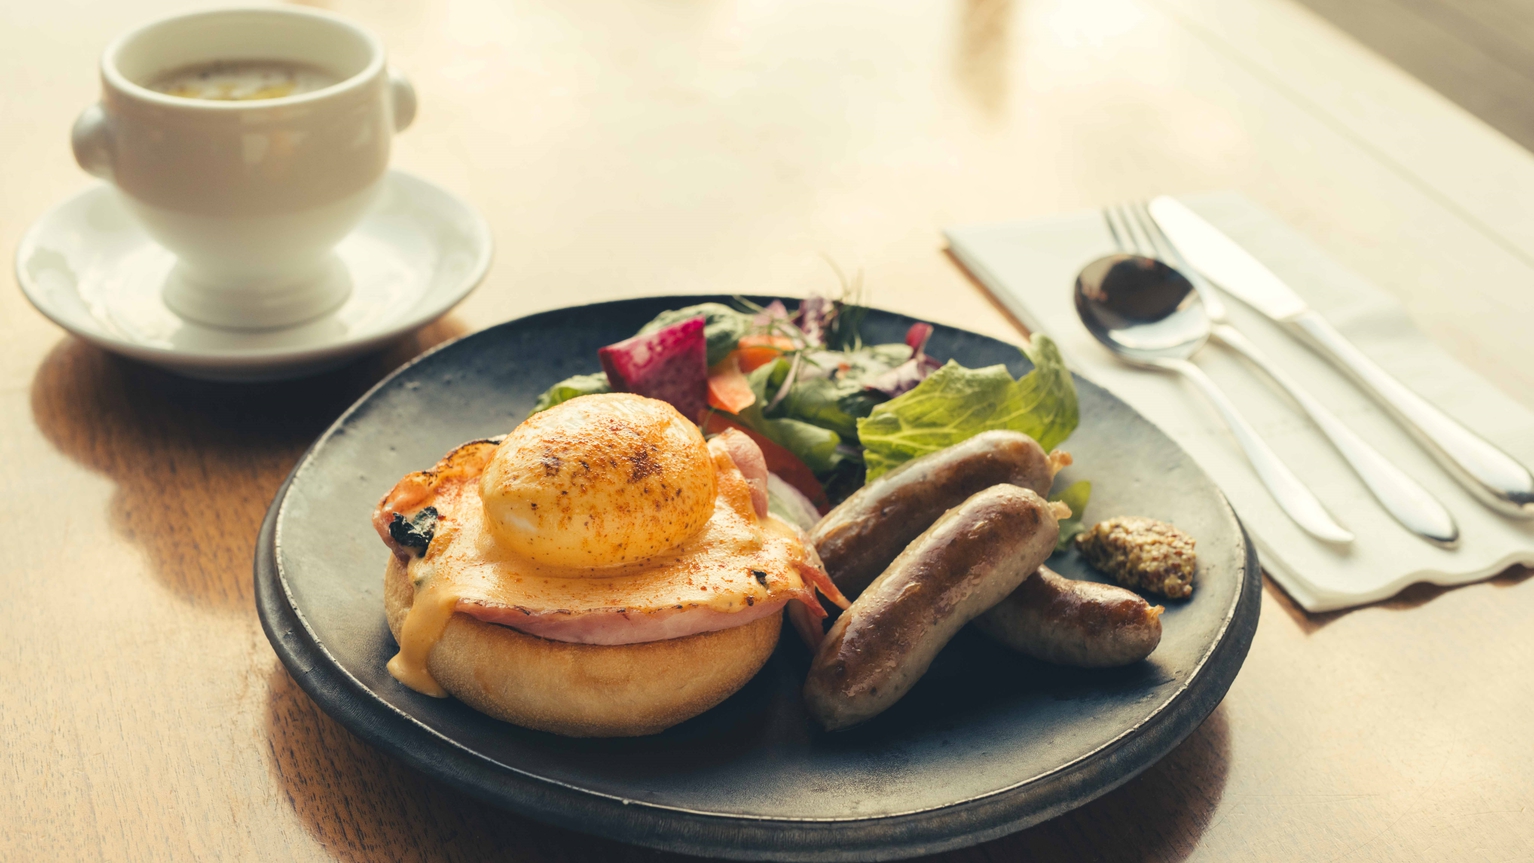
[4,0,1532,860]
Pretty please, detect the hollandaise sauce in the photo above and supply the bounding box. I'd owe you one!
[381,426,816,697]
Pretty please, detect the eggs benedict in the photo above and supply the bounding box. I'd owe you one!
[373,393,844,737]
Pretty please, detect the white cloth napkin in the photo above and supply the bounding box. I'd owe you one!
[946,192,1534,612]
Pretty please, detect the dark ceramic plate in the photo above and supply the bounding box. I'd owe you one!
[256,296,1260,861]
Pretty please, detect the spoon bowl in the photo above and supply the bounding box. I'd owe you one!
[1074,254,1211,364]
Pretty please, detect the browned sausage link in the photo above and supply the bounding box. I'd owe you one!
[973,566,1163,668]
[803,485,1060,731]
[811,430,1066,599]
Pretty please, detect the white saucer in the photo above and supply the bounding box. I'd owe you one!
[15,170,492,382]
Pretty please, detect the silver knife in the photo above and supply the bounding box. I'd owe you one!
[1148,195,1534,517]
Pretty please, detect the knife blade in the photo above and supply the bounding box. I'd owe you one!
[1146,196,1307,320]
[1146,194,1534,516]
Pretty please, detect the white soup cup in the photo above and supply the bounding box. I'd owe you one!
[72,7,417,330]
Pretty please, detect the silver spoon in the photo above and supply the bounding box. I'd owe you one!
[1110,201,1459,545]
[1075,253,1354,544]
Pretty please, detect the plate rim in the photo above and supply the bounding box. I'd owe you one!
[256,295,1262,860]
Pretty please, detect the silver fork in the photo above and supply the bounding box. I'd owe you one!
[1107,201,1459,545]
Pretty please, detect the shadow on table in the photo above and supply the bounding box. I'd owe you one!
[263,663,677,863]
[28,319,468,615]
[1265,566,1533,635]
[263,660,1232,863]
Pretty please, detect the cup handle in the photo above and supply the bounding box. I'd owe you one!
[389,67,417,133]
[72,103,114,180]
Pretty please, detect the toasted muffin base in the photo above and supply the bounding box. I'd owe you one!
[384,555,781,737]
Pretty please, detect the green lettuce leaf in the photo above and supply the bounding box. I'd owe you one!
[733,358,845,472]
[760,417,843,473]
[837,343,914,381]
[856,334,1079,480]
[1049,480,1091,552]
[744,356,790,404]
[531,372,611,414]
[774,376,862,439]
[638,303,752,366]
[755,345,907,440]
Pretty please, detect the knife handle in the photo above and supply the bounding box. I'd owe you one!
[1212,324,1458,545]
[1291,310,1534,516]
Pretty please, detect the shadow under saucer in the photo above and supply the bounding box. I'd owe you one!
[28,318,469,613]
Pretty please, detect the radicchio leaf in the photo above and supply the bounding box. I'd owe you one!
[905,321,934,354]
[753,300,791,329]
[796,295,833,347]
[864,321,941,398]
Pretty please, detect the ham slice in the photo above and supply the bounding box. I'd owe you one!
[699,412,830,513]
[457,593,812,645]
[712,427,769,518]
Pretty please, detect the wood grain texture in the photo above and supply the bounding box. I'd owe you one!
[2,0,1532,860]
[1292,0,1534,154]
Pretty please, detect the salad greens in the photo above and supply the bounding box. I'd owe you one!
[637,303,752,366]
[532,372,610,413]
[766,473,821,533]
[857,335,1079,480]
[530,295,1085,517]
[746,344,910,440]
[1049,480,1092,552]
[736,359,848,474]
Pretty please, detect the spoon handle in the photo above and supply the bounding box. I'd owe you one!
[1290,310,1534,517]
[1213,324,1458,545]
[1156,356,1354,544]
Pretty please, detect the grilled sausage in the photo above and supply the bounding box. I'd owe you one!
[973,566,1163,667]
[803,485,1062,730]
[811,430,1069,599]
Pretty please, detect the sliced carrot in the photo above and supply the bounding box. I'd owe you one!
[706,354,757,414]
[734,335,796,372]
[734,345,783,373]
[739,334,797,350]
[700,412,830,513]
